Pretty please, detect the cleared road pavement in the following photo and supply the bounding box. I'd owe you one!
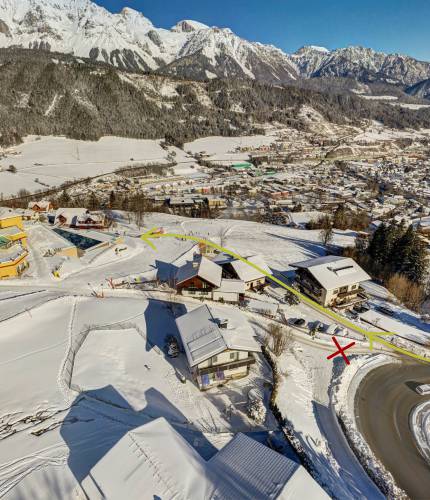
[356,363,430,499]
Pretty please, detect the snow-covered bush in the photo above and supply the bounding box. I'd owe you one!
[247,398,266,424]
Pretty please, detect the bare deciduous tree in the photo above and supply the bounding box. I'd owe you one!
[266,323,293,357]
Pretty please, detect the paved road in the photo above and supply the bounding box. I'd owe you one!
[356,363,430,499]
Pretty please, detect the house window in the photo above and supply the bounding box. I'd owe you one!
[351,284,357,290]
[212,356,218,363]
[229,352,236,360]
[333,289,339,294]
[340,286,348,293]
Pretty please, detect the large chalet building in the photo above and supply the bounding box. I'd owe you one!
[291,256,370,309]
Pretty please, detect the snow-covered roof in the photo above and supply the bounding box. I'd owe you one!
[214,253,272,283]
[246,298,278,316]
[82,418,329,500]
[175,305,259,367]
[0,207,20,220]
[81,417,211,500]
[0,226,24,237]
[176,255,222,288]
[291,256,370,290]
[217,279,246,294]
[28,200,51,210]
[0,245,27,264]
[209,432,328,499]
[54,208,104,226]
[55,207,88,225]
[231,255,272,283]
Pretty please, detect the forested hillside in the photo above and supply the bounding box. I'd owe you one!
[1,49,430,145]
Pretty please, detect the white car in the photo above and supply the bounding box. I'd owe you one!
[416,384,430,396]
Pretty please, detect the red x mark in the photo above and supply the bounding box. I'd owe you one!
[327,336,356,365]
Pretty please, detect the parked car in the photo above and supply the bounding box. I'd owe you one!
[376,305,395,317]
[310,321,324,332]
[416,384,430,396]
[291,318,306,327]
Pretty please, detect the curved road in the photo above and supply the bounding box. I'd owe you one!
[356,363,430,499]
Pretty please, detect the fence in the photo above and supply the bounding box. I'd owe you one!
[61,321,162,396]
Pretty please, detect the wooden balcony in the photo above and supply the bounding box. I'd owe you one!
[337,287,366,299]
[195,355,256,377]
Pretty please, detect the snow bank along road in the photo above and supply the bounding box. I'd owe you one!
[356,362,430,499]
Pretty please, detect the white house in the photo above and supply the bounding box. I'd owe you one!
[81,417,329,500]
[214,253,272,291]
[175,305,259,390]
[291,255,370,308]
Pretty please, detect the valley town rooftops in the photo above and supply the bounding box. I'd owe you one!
[291,255,371,290]
[81,417,329,500]
[175,304,259,367]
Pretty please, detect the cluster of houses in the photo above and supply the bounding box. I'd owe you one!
[172,251,371,390]
[0,201,120,280]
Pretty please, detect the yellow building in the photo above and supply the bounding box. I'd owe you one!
[0,208,29,279]
[0,209,26,247]
[0,237,29,279]
[0,209,24,230]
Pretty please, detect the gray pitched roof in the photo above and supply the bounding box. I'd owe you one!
[291,256,371,290]
[175,305,259,367]
[176,255,222,288]
[213,253,272,283]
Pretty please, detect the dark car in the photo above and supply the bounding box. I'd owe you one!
[292,318,306,327]
[376,305,395,317]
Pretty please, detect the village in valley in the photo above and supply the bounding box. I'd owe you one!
[0,116,430,498]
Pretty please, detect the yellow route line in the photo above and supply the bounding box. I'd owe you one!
[141,228,430,364]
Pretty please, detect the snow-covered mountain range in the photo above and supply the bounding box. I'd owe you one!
[0,0,429,87]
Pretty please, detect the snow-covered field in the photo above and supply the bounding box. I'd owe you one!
[184,133,278,162]
[0,136,171,197]
[354,121,430,143]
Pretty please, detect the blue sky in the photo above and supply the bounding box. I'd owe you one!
[98,0,430,61]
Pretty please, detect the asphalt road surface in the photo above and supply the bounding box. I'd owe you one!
[356,363,430,499]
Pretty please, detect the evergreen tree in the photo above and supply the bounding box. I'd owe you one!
[367,223,387,266]
[392,226,427,283]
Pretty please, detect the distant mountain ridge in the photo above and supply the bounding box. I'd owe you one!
[0,0,430,88]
